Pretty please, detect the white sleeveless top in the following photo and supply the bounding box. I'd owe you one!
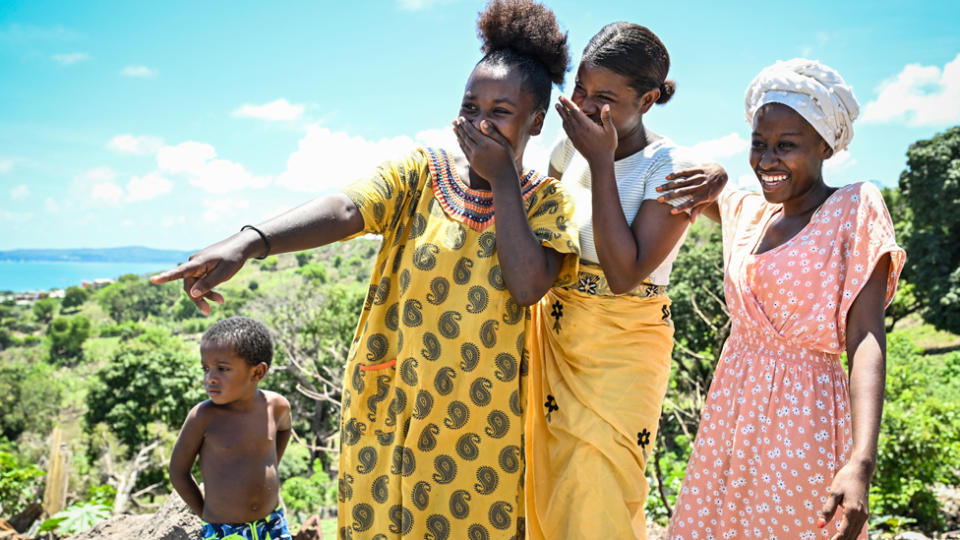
[550,135,697,286]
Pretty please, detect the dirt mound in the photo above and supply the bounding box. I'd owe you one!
[72,491,199,540]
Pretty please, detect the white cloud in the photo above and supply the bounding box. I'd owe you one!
[0,159,12,174]
[52,52,88,65]
[689,133,750,162]
[233,99,304,122]
[203,198,250,222]
[126,173,173,202]
[162,215,186,228]
[276,122,558,193]
[824,150,856,173]
[121,65,156,78]
[157,141,270,193]
[157,142,217,173]
[45,197,60,212]
[278,125,418,192]
[91,182,124,205]
[82,166,117,182]
[862,53,960,126]
[9,184,29,200]
[107,134,164,155]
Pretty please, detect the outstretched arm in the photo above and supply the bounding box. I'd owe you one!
[820,254,891,539]
[454,118,565,305]
[169,406,205,517]
[150,194,363,314]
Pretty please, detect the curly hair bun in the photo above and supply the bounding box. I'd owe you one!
[477,0,569,86]
[656,80,676,104]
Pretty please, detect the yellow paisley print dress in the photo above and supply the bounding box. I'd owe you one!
[337,147,579,540]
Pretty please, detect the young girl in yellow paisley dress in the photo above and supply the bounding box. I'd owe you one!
[152,2,578,538]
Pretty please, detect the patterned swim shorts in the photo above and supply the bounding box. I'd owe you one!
[200,506,291,540]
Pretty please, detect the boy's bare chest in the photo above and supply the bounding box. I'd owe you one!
[202,411,276,456]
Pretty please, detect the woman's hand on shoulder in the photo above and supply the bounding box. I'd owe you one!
[555,96,616,165]
[150,231,261,315]
[658,163,728,222]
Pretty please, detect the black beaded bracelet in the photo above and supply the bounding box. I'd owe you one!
[241,225,271,260]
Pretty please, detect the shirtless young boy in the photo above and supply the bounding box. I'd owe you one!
[169,316,293,539]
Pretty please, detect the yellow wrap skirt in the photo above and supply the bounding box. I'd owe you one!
[525,264,674,539]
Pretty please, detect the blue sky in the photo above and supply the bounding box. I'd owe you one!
[1,0,958,251]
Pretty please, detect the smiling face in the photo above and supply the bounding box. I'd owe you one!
[571,62,654,141]
[459,62,545,161]
[750,102,834,204]
[200,341,264,406]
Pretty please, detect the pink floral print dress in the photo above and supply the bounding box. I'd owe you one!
[668,182,905,539]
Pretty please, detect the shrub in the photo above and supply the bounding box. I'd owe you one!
[297,262,328,284]
[295,251,312,267]
[32,298,58,323]
[0,358,63,441]
[62,286,90,310]
[48,315,92,361]
[281,461,337,529]
[870,335,960,532]
[261,256,279,271]
[0,449,44,517]
[85,327,203,453]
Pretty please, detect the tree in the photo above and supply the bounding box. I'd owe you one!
[61,286,89,311]
[0,358,63,441]
[261,255,279,271]
[85,327,204,453]
[295,251,313,267]
[0,449,45,518]
[297,262,328,284]
[96,274,178,323]
[249,280,365,470]
[32,298,57,323]
[48,315,91,361]
[898,126,960,332]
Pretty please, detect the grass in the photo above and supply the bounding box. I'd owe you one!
[890,313,960,353]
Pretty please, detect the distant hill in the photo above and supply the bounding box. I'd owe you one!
[0,246,195,263]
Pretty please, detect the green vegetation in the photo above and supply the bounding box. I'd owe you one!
[48,315,91,362]
[0,238,378,536]
[897,126,960,333]
[1,130,959,536]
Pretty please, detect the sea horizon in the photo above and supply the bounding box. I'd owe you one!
[0,260,181,293]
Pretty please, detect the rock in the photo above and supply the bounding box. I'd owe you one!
[7,503,42,534]
[0,519,22,539]
[647,521,667,540]
[72,490,201,540]
[935,483,960,530]
[293,514,323,540]
[894,533,931,540]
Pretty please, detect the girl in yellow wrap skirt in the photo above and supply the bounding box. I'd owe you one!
[524,23,727,539]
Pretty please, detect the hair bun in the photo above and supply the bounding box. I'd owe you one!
[477,0,569,86]
[656,80,676,104]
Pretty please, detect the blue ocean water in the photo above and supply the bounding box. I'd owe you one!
[0,261,181,292]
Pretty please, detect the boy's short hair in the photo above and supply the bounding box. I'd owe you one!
[201,316,273,367]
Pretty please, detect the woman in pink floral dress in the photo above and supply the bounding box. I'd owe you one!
[666,59,905,539]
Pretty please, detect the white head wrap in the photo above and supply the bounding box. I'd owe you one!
[744,58,860,152]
